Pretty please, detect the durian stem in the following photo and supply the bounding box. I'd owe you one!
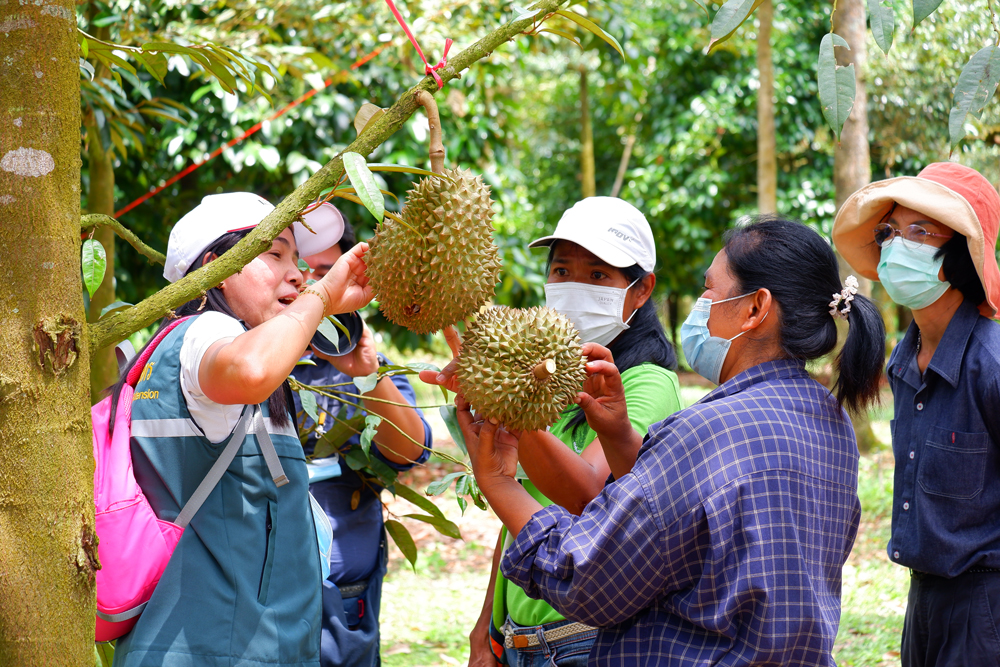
[533,359,556,381]
[415,90,446,174]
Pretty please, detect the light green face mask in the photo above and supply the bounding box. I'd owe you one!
[876,237,950,310]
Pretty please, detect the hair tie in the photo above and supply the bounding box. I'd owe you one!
[829,275,859,320]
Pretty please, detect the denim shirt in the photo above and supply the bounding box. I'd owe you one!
[887,298,1000,577]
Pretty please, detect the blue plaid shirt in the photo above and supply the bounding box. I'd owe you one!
[501,360,860,666]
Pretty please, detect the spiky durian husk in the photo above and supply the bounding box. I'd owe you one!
[455,306,588,432]
[365,167,501,334]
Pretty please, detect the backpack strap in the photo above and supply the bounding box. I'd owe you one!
[126,316,193,386]
[251,410,289,487]
[174,406,255,529]
[115,340,136,374]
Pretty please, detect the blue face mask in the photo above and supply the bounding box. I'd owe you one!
[876,237,950,310]
[680,292,762,385]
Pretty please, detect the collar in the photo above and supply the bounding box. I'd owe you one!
[697,359,810,405]
[925,298,981,388]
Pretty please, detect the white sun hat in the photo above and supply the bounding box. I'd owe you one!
[528,196,656,272]
[163,193,345,283]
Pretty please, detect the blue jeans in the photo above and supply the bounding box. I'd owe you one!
[502,617,597,667]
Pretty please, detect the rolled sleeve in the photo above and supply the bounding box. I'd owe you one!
[501,473,669,627]
[370,372,432,472]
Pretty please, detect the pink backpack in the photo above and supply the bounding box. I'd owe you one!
[92,317,277,641]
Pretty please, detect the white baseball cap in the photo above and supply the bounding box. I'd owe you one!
[163,193,345,282]
[528,197,656,272]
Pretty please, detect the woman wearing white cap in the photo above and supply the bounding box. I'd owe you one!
[833,162,1000,667]
[426,197,683,666]
[108,193,372,666]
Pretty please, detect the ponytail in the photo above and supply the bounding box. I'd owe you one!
[832,293,885,414]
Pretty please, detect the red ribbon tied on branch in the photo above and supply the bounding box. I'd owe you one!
[383,0,453,89]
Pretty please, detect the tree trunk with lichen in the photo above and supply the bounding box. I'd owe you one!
[833,0,879,453]
[0,1,97,664]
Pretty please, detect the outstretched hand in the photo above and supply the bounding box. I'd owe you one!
[575,343,631,441]
[456,394,519,485]
[316,242,374,315]
[419,325,462,393]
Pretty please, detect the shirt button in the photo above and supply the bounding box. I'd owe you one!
[916,402,924,411]
[903,502,910,510]
[893,550,900,559]
[910,451,915,459]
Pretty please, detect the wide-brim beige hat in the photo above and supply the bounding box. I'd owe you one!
[832,162,1000,317]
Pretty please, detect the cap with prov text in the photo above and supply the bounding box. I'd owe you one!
[163,193,345,283]
[528,196,656,272]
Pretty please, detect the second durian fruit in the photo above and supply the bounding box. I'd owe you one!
[455,306,589,432]
[365,167,501,334]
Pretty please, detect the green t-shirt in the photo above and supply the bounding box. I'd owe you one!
[492,363,682,629]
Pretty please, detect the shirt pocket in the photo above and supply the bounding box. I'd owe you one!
[918,427,989,500]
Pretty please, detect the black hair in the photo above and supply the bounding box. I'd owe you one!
[546,245,678,438]
[723,216,885,414]
[337,215,357,256]
[109,228,291,435]
[935,233,986,305]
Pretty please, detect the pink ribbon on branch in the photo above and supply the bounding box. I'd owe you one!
[383,0,453,89]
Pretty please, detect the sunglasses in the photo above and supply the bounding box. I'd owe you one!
[873,222,952,248]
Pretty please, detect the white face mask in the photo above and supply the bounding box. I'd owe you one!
[544,279,639,347]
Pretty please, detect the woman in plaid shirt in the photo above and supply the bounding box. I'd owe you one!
[461,217,886,666]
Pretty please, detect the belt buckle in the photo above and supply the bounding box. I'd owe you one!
[512,635,531,649]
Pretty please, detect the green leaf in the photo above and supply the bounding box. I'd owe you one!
[439,405,468,455]
[394,482,446,519]
[343,447,370,471]
[91,13,122,27]
[359,414,382,456]
[402,513,463,540]
[512,4,538,22]
[708,0,764,53]
[817,33,856,141]
[132,51,168,84]
[537,28,583,49]
[295,358,317,366]
[912,0,944,28]
[312,412,366,459]
[366,163,456,182]
[298,259,310,272]
[555,10,625,59]
[365,454,398,485]
[425,471,465,496]
[385,519,418,569]
[354,372,379,394]
[82,239,107,299]
[80,37,89,59]
[315,317,341,353]
[99,300,132,318]
[95,642,115,667]
[299,390,319,423]
[867,0,894,55]
[456,495,468,514]
[948,45,1000,153]
[341,152,384,223]
[80,58,95,81]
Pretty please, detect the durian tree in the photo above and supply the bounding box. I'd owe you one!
[0,0,604,661]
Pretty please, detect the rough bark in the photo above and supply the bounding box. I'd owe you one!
[579,67,595,199]
[833,0,878,453]
[85,124,118,404]
[756,0,777,214]
[90,0,573,351]
[0,1,96,664]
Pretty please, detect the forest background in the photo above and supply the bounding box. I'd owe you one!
[5,0,1000,664]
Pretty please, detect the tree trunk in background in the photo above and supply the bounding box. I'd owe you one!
[833,0,878,453]
[86,125,117,404]
[0,1,97,664]
[580,67,596,199]
[756,0,777,214]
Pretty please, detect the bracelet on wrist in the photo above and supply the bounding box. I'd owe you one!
[300,287,329,315]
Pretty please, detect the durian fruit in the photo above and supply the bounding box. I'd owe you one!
[365,168,502,334]
[455,306,589,432]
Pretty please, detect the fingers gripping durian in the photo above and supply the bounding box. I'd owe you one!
[455,306,589,432]
[365,167,502,334]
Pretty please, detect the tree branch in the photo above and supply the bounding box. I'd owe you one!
[81,213,166,265]
[88,0,570,352]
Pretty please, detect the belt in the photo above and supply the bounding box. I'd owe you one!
[503,621,595,649]
[337,579,368,598]
[911,567,1000,580]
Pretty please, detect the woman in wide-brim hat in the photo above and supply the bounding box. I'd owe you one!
[833,161,1000,667]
